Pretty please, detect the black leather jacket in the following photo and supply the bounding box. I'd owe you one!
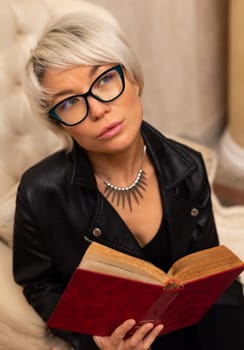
[13,121,244,350]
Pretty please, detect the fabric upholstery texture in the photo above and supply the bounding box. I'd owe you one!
[0,1,243,349]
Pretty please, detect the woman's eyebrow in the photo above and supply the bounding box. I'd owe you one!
[51,89,75,100]
[89,65,101,78]
[50,65,102,101]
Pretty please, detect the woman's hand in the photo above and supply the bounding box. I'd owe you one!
[93,319,164,350]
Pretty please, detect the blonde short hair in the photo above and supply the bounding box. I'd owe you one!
[24,10,144,149]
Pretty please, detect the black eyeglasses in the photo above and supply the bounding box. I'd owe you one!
[48,65,125,126]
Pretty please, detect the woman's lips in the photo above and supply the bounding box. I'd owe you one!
[98,121,123,139]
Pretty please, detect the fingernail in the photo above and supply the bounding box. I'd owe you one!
[157,324,164,331]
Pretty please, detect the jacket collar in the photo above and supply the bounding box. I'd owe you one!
[141,121,196,189]
[70,120,196,190]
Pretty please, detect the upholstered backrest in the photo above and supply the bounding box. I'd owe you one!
[0,0,117,246]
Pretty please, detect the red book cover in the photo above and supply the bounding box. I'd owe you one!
[47,264,244,336]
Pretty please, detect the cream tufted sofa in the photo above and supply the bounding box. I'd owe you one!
[0,0,243,349]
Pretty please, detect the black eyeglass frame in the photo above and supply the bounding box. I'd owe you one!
[48,64,125,126]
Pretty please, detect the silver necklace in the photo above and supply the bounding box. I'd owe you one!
[103,145,147,211]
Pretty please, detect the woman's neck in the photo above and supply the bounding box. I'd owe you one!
[88,137,145,187]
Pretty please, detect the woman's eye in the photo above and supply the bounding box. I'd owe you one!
[59,96,80,111]
[98,72,115,87]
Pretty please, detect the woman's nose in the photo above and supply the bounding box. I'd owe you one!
[87,96,110,121]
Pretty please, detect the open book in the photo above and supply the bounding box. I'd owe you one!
[48,242,244,337]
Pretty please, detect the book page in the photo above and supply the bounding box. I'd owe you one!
[81,257,164,285]
[79,242,173,287]
[168,245,244,283]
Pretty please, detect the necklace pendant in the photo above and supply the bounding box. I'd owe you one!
[102,144,147,211]
[103,169,147,211]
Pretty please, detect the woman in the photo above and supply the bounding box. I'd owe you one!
[13,8,244,350]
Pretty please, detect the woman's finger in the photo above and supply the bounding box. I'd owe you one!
[126,322,154,347]
[110,319,136,346]
[142,324,164,350]
[126,323,164,350]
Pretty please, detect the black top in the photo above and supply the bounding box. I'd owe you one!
[142,217,171,272]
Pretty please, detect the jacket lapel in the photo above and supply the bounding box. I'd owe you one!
[85,194,145,259]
